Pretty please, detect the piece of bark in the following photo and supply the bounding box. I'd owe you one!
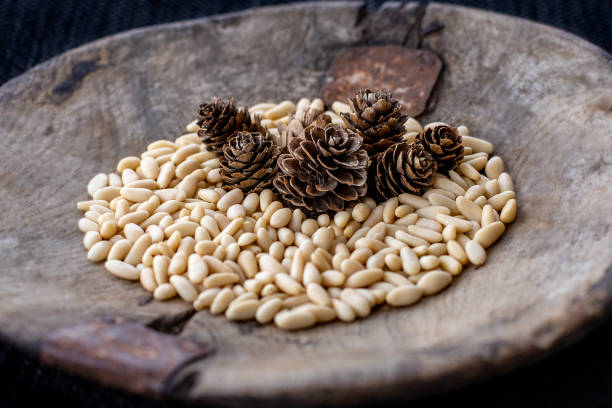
[321,45,442,116]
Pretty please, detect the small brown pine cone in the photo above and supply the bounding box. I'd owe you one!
[273,123,368,215]
[197,98,265,156]
[221,131,280,194]
[372,142,437,200]
[341,88,408,157]
[416,125,464,173]
[275,108,331,151]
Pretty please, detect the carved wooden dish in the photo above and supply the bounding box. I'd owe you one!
[0,2,610,405]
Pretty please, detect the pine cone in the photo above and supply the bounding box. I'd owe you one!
[341,88,408,157]
[372,142,437,200]
[416,125,464,173]
[273,123,368,215]
[276,108,331,151]
[197,99,265,156]
[220,131,280,194]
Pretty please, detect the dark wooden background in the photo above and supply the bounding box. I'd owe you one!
[0,1,610,407]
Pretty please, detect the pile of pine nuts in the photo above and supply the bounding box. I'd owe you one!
[77,98,517,330]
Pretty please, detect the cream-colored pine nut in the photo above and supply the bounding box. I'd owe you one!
[383,271,412,287]
[124,233,152,265]
[121,224,143,243]
[352,203,371,222]
[398,193,429,209]
[446,240,468,264]
[312,227,334,252]
[224,203,245,220]
[299,218,317,236]
[269,207,291,228]
[481,204,498,226]
[394,231,426,247]
[333,211,351,229]
[204,255,233,274]
[255,271,275,284]
[116,211,148,229]
[275,274,304,296]
[274,309,316,330]
[153,254,170,284]
[201,215,220,238]
[289,249,305,281]
[448,170,469,190]
[204,272,239,288]
[380,198,398,224]
[362,205,383,228]
[78,218,99,233]
[458,162,481,181]
[138,195,160,213]
[168,252,187,275]
[77,200,108,211]
[399,246,421,275]
[386,285,423,306]
[427,193,460,214]
[193,288,220,311]
[427,243,447,256]
[154,282,177,301]
[456,196,483,222]
[417,270,452,295]
[342,220,360,239]
[255,298,282,324]
[419,255,439,270]
[407,225,443,243]
[148,140,178,151]
[83,231,102,250]
[473,195,487,207]
[87,240,113,262]
[198,188,220,203]
[442,224,457,242]
[121,169,140,185]
[140,156,160,179]
[237,232,257,247]
[157,162,176,189]
[384,253,402,271]
[195,240,216,256]
[465,240,487,265]
[416,218,443,233]
[258,189,273,212]
[140,267,157,292]
[288,208,304,232]
[209,288,235,314]
[237,250,258,278]
[433,176,466,196]
[485,156,504,179]
[143,146,174,159]
[466,155,488,171]
[117,156,140,173]
[500,198,517,223]
[371,281,395,293]
[178,174,200,196]
[165,221,199,238]
[484,179,501,198]
[168,275,198,302]
[243,278,263,294]
[345,268,383,288]
[310,98,324,111]
[194,225,213,243]
[404,117,423,133]
[282,294,309,309]
[108,173,122,187]
[465,185,485,202]
[120,187,154,203]
[413,245,429,257]
[321,270,345,286]
[155,153,173,165]
[225,299,260,320]
[105,260,140,280]
[316,213,330,227]
[474,221,505,248]
[439,255,463,275]
[166,231,182,252]
[394,204,413,218]
[331,101,350,115]
[356,289,376,307]
[366,222,386,241]
[498,172,514,192]
[416,205,451,220]
[295,303,337,322]
[175,159,201,180]
[259,253,287,274]
[384,236,407,251]
[171,144,200,165]
[107,239,132,261]
[87,173,108,197]
[424,188,455,200]
[355,237,386,253]
[332,299,356,322]
[488,190,515,211]
[435,213,473,233]
[263,101,296,120]
[187,253,208,284]
[340,258,363,276]
[350,247,372,265]
[277,228,295,246]
[303,262,322,286]
[311,248,332,271]
[340,288,371,318]
[146,225,164,243]
[214,213,230,231]
[462,135,493,154]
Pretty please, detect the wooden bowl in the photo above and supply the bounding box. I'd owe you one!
[0,2,610,405]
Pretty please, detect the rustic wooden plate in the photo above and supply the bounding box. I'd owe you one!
[0,2,610,405]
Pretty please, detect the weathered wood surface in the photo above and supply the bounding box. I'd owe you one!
[0,1,611,405]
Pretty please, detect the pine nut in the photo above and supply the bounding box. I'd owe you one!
[439,255,463,275]
[169,275,198,302]
[465,240,487,265]
[474,195,487,207]
[484,179,501,198]
[139,267,157,292]
[407,225,443,243]
[303,262,322,286]
[399,193,429,209]
[165,221,199,238]
[416,218,443,232]
[105,260,140,280]
[498,172,514,192]
[83,231,102,250]
[352,203,371,222]
[274,309,316,330]
[485,156,504,179]
[255,298,282,324]
[154,283,177,301]
[419,255,440,270]
[87,240,113,262]
[386,285,423,306]
[340,288,370,317]
[488,190,515,211]
[427,243,447,256]
[204,272,239,288]
[349,247,372,264]
[87,173,108,196]
[435,213,473,233]
[210,288,235,314]
[345,268,383,288]
[124,234,152,265]
[433,176,466,196]
[462,135,493,154]
[275,274,304,295]
[474,221,505,248]
[417,270,452,295]
[225,299,260,320]
[456,196,483,222]
[442,224,457,242]
[107,239,132,261]
[465,185,486,201]
[416,206,450,219]
[500,198,517,223]
[332,299,356,321]
[78,218,99,233]
[481,204,498,227]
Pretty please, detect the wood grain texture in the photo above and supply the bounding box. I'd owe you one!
[0,1,610,405]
